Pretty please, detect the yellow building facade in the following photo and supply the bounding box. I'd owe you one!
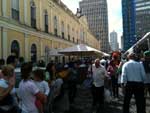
[0,0,100,62]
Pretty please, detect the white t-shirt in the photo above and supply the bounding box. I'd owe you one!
[90,64,107,87]
[18,80,39,113]
[34,80,50,96]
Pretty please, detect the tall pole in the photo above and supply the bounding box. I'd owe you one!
[147,38,150,50]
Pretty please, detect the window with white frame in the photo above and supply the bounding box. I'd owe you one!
[61,21,65,38]
[44,10,48,33]
[54,16,58,36]
[11,0,19,20]
[31,1,36,28]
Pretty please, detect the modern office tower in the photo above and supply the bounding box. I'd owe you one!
[79,0,110,52]
[135,0,150,40]
[110,31,119,51]
[122,0,136,51]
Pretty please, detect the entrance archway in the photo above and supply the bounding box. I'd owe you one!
[31,44,37,63]
[11,40,20,58]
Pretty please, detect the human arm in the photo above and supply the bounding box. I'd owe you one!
[43,81,50,96]
[0,77,15,100]
[140,63,146,82]
[35,92,47,104]
[29,82,47,104]
[0,85,14,101]
[121,64,127,84]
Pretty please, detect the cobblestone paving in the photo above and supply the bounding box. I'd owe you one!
[53,85,150,113]
[70,86,150,113]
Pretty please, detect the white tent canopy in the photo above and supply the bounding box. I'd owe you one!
[102,52,110,57]
[59,44,103,56]
[49,48,63,56]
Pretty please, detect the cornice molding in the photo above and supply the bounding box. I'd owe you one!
[0,17,74,46]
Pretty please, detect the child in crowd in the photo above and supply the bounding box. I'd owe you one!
[33,69,50,113]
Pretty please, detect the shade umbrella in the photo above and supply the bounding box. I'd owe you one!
[102,52,110,57]
[59,44,103,56]
[49,48,64,56]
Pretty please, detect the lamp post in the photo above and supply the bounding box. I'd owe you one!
[147,38,150,50]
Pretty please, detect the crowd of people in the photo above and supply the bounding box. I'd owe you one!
[0,50,150,113]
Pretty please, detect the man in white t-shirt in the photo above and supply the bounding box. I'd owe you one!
[89,58,107,110]
[18,80,40,113]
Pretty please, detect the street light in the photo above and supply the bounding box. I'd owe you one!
[147,38,150,50]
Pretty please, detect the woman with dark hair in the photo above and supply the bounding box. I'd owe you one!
[107,60,118,98]
[18,63,46,113]
[33,69,50,113]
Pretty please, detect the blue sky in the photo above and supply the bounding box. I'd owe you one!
[61,0,122,46]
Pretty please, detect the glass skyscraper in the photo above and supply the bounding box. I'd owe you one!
[122,0,150,51]
[135,0,150,40]
[122,0,136,51]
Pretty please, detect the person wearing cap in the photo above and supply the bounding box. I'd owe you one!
[100,56,107,69]
[90,58,107,111]
[142,50,150,95]
[121,53,146,113]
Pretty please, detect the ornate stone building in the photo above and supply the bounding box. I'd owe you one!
[0,0,100,62]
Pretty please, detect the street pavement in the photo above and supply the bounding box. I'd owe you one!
[53,85,150,113]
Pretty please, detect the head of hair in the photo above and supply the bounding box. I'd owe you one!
[127,53,136,60]
[33,69,44,80]
[6,55,17,65]
[19,57,24,63]
[109,60,115,66]
[95,58,100,63]
[0,59,5,65]
[21,62,33,80]
[46,63,55,72]
[2,65,14,77]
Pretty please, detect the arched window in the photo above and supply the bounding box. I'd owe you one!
[54,16,58,36]
[61,21,64,38]
[31,44,37,63]
[31,0,36,28]
[11,0,19,20]
[11,40,20,58]
[44,10,48,33]
[72,28,74,42]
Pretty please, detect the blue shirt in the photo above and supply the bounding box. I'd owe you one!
[121,60,146,84]
[0,78,9,88]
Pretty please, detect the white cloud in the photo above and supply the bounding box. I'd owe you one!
[61,0,123,47]
[61,0,81,13]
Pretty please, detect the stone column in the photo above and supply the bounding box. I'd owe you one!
[2,28,8,59]
[24,33,29,62]
[2,0,7,17]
